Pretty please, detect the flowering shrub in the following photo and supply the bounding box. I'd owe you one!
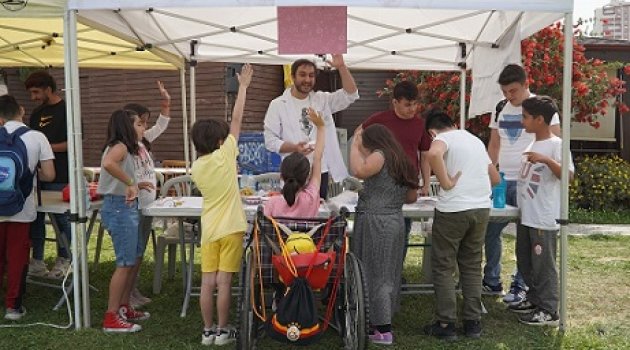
[522,23,628,128]
[378,23,629,139]
[570,155,630,210]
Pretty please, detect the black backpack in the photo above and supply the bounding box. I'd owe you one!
[267,277,323,345]
[494,99,508,123]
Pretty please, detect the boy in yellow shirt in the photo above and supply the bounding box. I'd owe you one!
[190,64,253,346]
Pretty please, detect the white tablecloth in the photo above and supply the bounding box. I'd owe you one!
[143,191,519,222]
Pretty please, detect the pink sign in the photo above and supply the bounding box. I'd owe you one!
[277,6,347,55]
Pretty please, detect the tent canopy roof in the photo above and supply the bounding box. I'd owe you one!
[69,0,572,71]
[0,1,181,69]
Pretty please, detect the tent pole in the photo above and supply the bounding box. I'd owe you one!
[64,8,87,329]
[459,67,466,129]
[190,59,197,162]
[559,12,573,332]
[459,42,466,130]
[181,67,190,171]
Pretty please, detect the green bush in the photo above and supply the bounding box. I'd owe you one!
[570,155,630,210]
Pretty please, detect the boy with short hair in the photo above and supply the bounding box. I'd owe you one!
[190,64,253,346]
[0,95,55,320]
[509,95,573,327]
[484,64,561,303]
[423,110,499,340]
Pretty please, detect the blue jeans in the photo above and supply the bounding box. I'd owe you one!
[30,182,72,260]
[483,180,526,289]
[100,195,141,267]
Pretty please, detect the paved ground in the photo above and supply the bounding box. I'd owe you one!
[411,222,630,236]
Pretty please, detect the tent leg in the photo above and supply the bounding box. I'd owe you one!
[559,12,573,332]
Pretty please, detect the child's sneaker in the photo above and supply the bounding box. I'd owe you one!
[4,306,26,321]
[519,308,559,327]
[130,288,151,308]
[119,304,150,321]
[214,327,237,346]
[463,320,482,338]
[102,311,142,333]
[48,257,71,279]
[201,326,217,346]
[423,321,457,341]
[507,300,536,314]
[28,259,49,277]
[503,283,527,305]
[481,281,504,296]
[368,330,393,345]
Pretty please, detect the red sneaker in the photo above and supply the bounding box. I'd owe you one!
[119,304,150,321]
[102,311,142,333]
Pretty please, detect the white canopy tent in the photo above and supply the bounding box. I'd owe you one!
[62,0,575,330]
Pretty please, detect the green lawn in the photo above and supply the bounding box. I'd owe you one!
[0,227,628,350]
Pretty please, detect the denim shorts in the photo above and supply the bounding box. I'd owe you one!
[101,195,141,267]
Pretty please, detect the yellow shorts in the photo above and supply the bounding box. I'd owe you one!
[201,232,244,273]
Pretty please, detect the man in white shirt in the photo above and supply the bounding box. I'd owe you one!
[264,54,358,198]
[484,64,561,303]
[0,95,55,320]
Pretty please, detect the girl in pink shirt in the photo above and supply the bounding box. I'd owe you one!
[264,108,324,218]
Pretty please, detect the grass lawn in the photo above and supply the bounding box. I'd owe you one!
[0,227,628,350]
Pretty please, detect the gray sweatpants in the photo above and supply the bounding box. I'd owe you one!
[431,208,489,323]
[515,224,559,314]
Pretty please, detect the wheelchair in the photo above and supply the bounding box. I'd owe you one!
[237,207,369,350]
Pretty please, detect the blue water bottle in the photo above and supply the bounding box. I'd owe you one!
[492,172,506,209]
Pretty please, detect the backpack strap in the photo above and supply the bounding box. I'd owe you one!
[10,126,31,138]
[494,99,508,123]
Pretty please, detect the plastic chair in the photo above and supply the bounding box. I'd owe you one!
[152,175,199,294]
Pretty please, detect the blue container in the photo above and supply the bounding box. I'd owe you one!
[492,172,507,209]
[237,132,281,174]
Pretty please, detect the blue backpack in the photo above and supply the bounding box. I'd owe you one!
[0,126,34,216]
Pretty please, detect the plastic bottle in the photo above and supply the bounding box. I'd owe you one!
[492,172,506,209]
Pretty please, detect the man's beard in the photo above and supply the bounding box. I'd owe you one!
[295,83,313,94]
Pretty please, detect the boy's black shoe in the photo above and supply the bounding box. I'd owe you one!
[463,320,482,338]
[423,321,457,341]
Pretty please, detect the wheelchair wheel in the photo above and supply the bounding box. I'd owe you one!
[342,252,369,350]
[237,250,260,350]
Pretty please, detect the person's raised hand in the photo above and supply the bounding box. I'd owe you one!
[327,54,346,70]
[307,107,324,128]
[237,63,253,89]
[157,80,171,106]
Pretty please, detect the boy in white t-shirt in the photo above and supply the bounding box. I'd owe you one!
[0,95,55,321]
[484,64,561,303]
[423,110,499,340]
[508,96,573,327]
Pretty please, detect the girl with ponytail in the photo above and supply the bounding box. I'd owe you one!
[264,107,324,217]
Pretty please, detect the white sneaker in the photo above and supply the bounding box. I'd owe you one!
[214,327,237,346]
[48,257,71,279]
[201,326,217,346]
[28,259,49,277]
[4,306,26,321]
